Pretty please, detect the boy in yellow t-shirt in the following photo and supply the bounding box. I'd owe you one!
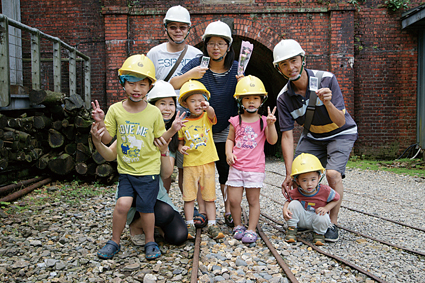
[92,55,185,261]
[177,80,223,240]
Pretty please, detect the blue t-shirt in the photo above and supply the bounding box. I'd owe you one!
[276,69,357,141]
[179,58,238,134]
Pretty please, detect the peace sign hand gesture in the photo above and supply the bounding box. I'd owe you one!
[171,110,188,132]
[266,106,277,125]
[91,100,105,122]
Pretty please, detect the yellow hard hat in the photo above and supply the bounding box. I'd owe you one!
[234,75,267,100]
[291,153,325,178]
[118,54,156,85]
[178,80,210,105]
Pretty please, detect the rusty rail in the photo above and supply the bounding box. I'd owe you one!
[0,177,52,203]
[0,176,45,194]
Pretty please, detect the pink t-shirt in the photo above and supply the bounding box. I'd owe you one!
[229,115,267,172]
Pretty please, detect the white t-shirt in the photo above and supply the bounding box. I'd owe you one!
[147,42,202,81]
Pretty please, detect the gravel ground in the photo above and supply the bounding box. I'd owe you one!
[0,157,424,282]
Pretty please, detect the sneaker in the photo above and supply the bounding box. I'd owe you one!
[187,224,196,240]
[324,224,339,242]
[313,233,325,246]
[233,225,246,240]
[208,225,224,240]
[285,226,297,243]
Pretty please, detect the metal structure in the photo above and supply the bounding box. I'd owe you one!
[0,14,91,109]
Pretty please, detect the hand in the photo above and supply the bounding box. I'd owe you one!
[315,207,329,216]
[200,101,210,111]
[91,100,105,122]
[180,145,190,155]
[283,207,293,221]
[226,153,237,166]
[154,137,171,154]
[190,66,208,79]
[90,122,105,144]
[266,106,277,125]
[281,176,293,200]
[236,74,244,81]
[316,88,332,105]
[171,111,188,132]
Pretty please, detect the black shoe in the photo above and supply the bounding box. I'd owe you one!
[324,224,339,242]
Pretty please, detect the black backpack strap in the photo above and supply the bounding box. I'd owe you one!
[164,45,188,82]
[302,71,324,136]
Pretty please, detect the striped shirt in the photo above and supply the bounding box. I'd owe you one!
[179,58,238,137]
[277,69,357,141]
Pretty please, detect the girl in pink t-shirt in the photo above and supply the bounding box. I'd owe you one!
[225,75,278,243]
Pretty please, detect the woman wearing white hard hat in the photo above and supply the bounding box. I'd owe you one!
[171,20,244,228]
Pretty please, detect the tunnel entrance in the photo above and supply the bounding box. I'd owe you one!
[195,37,286,157]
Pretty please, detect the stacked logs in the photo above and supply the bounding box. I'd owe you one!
[0,90,117,185]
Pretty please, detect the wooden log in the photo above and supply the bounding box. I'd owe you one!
[0,158,8,170]
[36,152,58,170]
[7,118,19,128]
[0,114,7,129]
[64,143,77,155]
[96,163,114,177]
[74,116,93,129]
[0,147,8,158]
[62,119,70,128]
[0,129,3,139]
[92,150,106,165]
[75,133,89,145]
[29,89,64,105]
[3,131,17,141]
[48,153,74,175]
[75,143,91,162]
[48,129,65,148]
[8,151,25,161]
[33,115,52,129]
[75,162,88,175]
[29,148,43,160]
[61,124,75,140]
[52,120,62,130]
[64,94,84,111]
[4,127,31,144]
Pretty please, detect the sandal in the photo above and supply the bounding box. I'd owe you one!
[224,212,234,227]
[97,240,120,259]
[130,234,145,246]
[194,213,208,228]
[144,241,161,260]
[242,230,258,244]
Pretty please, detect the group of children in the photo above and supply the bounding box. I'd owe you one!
[92,45,341,261]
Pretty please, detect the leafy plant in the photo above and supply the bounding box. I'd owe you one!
[385,0,410,11]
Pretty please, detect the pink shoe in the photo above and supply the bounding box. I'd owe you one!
[233,225,246,240]
[242,230,258,244]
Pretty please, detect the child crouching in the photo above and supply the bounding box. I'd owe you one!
[283,153,340,245]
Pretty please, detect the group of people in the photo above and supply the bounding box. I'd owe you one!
[89,5,358,260]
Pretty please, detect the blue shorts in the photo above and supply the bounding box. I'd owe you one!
[295,138,355,179]
[117,174,160,213]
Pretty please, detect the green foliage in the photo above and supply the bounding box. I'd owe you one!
[347,157,425,177]
[385,0,410,11]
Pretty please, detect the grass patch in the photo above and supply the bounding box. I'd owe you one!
[1,180,116,215]
[347,157,425,178]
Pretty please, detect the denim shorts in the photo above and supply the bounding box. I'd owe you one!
[117,174,159,213]
[295,138,355,178]
[225,166,265,188]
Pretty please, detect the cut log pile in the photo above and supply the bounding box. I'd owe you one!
[0,90,117,185]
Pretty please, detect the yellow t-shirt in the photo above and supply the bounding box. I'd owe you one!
[104,101,165,175]
[178,112,219,167]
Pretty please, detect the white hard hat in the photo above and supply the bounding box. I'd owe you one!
[164,5,191,26]
[202,20,233,45]
[147,80,177,103]
[272,39,305,67]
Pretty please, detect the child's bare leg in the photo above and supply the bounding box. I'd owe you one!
[246,188,261,232]
[197,186,206,214]
[205,200,216,221]
[139,212,155,244]
[228,186,244,227]
[220,184,231,213]
[112,197,133,244]
[184,200,195,221]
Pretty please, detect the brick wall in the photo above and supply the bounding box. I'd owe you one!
[17,0,421,158]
